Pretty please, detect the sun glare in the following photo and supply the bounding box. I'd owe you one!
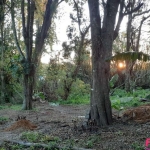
[118,62,124,68]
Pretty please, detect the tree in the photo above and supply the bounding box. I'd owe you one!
[61,0,90,100]
[10,0,64,110]
[88,0,143,126]
[124,0,150,92]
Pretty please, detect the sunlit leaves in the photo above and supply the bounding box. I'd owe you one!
[108,51,150,62]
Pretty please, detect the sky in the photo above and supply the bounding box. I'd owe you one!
[41,1,150,64]
[41,1,89,64]
[41,1,129,64]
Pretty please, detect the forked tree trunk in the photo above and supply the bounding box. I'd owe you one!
[88,0,120,126]
[11,0,60,110]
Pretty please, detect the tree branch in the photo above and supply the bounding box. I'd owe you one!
[11,0,25,59]
[57,0,64,6]
[34,0,59,64]
[135,15,150,51]
[133,9,150,18]
[123,2,143,15]
[113,0,124,40]
[73,0,83,35]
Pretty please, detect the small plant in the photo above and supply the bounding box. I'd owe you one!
[85,136,100,148]
[21,131,40,142]
[11,144,24,150]
[111,99,124,117]
[33,92,46,101]
[9,105,22,110]
[0,117,9,121]
[109,74,118,88]
[132,142,144,150]
[21,131,60,144]
[40,135,60,143]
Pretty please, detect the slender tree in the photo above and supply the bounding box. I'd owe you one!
[62,0,90,100]
[10,0,64,110]
[124,0,150,92]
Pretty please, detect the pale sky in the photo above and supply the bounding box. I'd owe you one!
[41,2,150,64]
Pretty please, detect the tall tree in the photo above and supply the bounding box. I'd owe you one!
[88,0,143,126]
[124,0,150,92]
[0,0,6,103]
[10,0,64,110]
[62,0,90,100]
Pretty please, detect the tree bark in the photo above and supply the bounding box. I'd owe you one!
[88,0,120,126]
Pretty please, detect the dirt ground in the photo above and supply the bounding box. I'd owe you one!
[0,101,149,150]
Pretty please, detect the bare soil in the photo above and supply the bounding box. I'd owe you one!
[0,101,149,150]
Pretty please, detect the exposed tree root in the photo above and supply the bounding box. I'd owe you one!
[2,140,95,150]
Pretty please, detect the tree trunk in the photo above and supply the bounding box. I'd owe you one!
[125,11,132,92]
[10,0,59,110]
[22,64,35,110]
[88,0,120,126]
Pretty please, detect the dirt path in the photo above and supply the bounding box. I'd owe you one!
[0,103,89,143]
[0,102,149,150]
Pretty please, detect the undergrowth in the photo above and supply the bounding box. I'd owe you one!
[1,87,150,109]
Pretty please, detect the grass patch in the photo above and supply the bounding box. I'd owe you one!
[0,116,9,121]
[21,131,60,143]
[58,94,90,105]
[0,104,22,110]
[9,104,22,110]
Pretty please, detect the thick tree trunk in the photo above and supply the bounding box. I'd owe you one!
[88,0,120,126]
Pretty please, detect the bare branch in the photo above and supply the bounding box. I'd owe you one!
[73,0,83,35]
[113,0,124,40]
[123,2,143,15]
[135,15,150,51]
[57,0,64,6]
[133,9,150,18]
[11,0,25,59]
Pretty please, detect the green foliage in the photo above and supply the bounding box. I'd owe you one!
[59,79,90,104]
[110,88,150,109]
[11,144,24,150]
[85,136,100,148]
[132,142,144,150]
[108,51,150,62]
[21,131,40,142]
[111,99,124,110]
[33,92,45,100]
[0,104,22,110]
[21,131,60,143]
[0,116,9,121]
[110,74,119,88]
[59,94,89,105]
[8,104,22,110]
[70,79,90,97]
